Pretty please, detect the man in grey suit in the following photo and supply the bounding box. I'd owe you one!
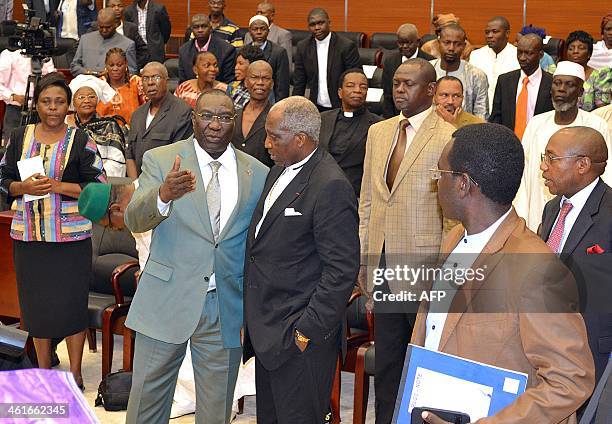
[124,89,269,424]
[244,2,293,68]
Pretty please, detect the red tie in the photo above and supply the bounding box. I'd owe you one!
[514,76,529,139]
[546,200,573,254]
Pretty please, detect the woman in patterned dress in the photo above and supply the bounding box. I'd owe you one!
[174,51,226,109]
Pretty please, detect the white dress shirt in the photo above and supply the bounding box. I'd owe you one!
[116,22,124,35]
[384,107,431,179]
[424,208,512,351]
[588,40,612,70]
[549,178,599,252]
[315,32,332,108]
[469,43,520,111]
[158,141,239,291]
[401,48,419,63]
[515,66,543,124]
[255,148,317,238]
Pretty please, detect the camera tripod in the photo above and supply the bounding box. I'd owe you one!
[20,55,47,126]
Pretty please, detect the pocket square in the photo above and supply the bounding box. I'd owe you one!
[284,208,302,216]
[586,244,605,254]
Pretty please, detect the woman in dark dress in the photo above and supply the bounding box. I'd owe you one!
[0,73,106,387]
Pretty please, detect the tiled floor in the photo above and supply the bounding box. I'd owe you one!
[55,335,375,423]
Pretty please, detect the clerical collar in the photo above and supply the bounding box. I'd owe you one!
[341,106,366,118]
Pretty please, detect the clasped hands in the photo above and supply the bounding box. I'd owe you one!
[159,156,196,203]
[21,173,59,196]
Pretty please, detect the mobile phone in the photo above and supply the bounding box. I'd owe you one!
[411,407,471,424]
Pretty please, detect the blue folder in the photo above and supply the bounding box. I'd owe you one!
[393,344,528,423]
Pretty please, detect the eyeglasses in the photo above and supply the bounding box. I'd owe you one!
[75,94,97,101]
[429,168,479,186]
[142,75,165,83]
[194,112,236,123]
[540,153,585,164]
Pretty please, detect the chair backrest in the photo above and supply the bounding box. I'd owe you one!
[346,295,369,332]
[370,32,397,50]
[338,31,366,48]
[289,29,311,47]
[91,224,138,295]
[52,38,78,69]
[164,58,179,94]
[544,37,565,62]
[359,47,381,67]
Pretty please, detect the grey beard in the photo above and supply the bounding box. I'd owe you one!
[552,99,578,112]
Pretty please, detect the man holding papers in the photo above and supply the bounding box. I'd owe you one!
[413,123,595,423]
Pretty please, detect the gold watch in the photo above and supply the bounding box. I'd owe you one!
[295,329,310,344]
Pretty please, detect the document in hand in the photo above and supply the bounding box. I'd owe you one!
[17,155,49,202]
[393,344,528,423]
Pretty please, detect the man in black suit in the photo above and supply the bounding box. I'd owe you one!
[489,34,554,137]
[243,96,360,422]
[246,14,290,102]
[178,14,236,84]
[540,126,612,412]
[293,8,360,112]
[319,69,382,197]
[125,62,193,178]
[382,23,435,118]
[123,0,171,64]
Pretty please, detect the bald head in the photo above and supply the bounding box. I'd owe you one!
[98,8,118,38]
[397,23,418,38]
[248,60,273,74]
[143,61,168,78]
[562,127,608,165]
[518,33,543,50]
[98,7,115,22]
[396,23,420,57]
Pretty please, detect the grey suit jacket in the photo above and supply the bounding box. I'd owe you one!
[70,31,137,75]
[125,139,269,347]
[245,23,293,69]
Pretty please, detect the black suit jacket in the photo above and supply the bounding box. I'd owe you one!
[178,36,236,84]
[541,179,612,387]
[319,108,382,197]
[89,21,149,70]
[261,40,290,102]
[293,33,360,109]
[489,69,554,130]
[382,49,435,118]
[231,102,273,168]
[123,0,170,63]
[243,148,360,370]
[126,93,193,175]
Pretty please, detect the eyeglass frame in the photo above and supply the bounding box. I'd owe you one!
[429,168,480,187]
[74,94,98,101]
[141,75,166,83]
[538,153,610,165]
[194,111,236,123]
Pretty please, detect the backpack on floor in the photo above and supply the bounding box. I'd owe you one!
[95,370,132,411]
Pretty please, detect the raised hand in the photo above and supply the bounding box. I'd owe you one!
[159,156,196,202]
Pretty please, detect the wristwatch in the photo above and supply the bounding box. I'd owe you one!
[295,329,310,344]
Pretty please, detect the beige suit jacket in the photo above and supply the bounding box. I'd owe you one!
[411,210,595,424]
[359,108,455,292]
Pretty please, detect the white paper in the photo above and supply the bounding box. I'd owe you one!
[503,377,520,394]
[362,64,377,79]
[366,88,383,103]
[408,367,493,421]
[17,156,50,202]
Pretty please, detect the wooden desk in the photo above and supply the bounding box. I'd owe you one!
[0,211,20,320]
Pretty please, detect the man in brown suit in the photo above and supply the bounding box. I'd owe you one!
[414,123,594,424]
[357,58,456,423]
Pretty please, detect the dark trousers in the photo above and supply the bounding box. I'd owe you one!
[374,312,415,424]
[255,339,337,424]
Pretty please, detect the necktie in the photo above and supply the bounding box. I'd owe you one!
[546,200,573,254]
[514,76,530,139]
[207,161,221,242]
[386,119,410,190]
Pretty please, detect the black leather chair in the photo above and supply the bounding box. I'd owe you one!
[338,31,366,48]
[289,29,311,47]
[164,58,179,94]
[544,37,565,63]
[358,47,382,67]
[370,32,397,50]
[87,224,139,378]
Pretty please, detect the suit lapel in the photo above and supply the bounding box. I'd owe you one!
[326,33,336,82]
[179,138,215,243]
[438,211,519,351]
[145,3,154,37]
[561,179,605,257]
[243,103,270,143]
[380,118,400,195]
[507,71,520,126]
[390,110,436,195]
[319,110,340,151]
[143,94,172,137]
[218,148,253,241]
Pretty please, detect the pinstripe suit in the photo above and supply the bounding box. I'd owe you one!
[358,107,455,422]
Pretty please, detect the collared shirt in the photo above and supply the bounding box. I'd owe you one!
[401,48,419,63]
[384,107,431,179]
[424,207,512,351]
[136,0,148,43]
[514,109,612,231]
[588,40,612,71]
[0,50,55,106]
[195,36,212,52]
[470,43,520,111]
[59,0,79,40]
[255,148,317,238]
[116,22,124,35]
[550,178,599,252]
[316,32,332,108]
[515,66,543,124]
[158,142,239,292]
[431,59,490,119]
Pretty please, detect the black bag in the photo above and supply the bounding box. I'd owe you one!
[95,370,132,411]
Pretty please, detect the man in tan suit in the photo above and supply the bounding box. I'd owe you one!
[357,58,456,423]
[415,123,594,424]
